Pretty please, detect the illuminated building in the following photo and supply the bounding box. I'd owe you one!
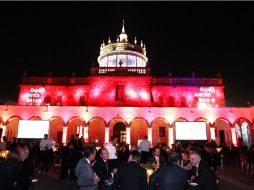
[0,21,253,147]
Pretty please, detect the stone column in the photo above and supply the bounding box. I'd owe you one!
[231,127,237,146]
[105,127,109,144]
[126,127,131,145]
[168,128,174,146]
[148,127,152,144]
[62,126,68,145]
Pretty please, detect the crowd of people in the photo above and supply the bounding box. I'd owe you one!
[0,133,254,190]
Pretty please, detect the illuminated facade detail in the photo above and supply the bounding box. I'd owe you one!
[0,22,253,147]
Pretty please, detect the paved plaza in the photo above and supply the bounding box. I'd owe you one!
[30,164,254,190]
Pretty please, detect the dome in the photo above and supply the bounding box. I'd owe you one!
[96,20,149,75]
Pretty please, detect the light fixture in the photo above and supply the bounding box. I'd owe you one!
[86,106,88,112]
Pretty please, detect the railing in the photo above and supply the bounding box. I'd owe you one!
[90,67,151,75]
[21,77,90,84]
[151,77,223,86]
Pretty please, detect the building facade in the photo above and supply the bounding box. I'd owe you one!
[0,23,253,147]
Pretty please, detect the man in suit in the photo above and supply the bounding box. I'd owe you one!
[147,146,166,168]
[17,146,34,190]
[75,147,99,190]
[149,152,187,190]
[112,150,147,190]
[189,151,219,190]
[93,148,112,190]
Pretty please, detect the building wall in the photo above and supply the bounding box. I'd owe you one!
[0,106,253,147]
[18,76,224,108]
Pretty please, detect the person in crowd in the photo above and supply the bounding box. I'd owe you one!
[180,150,192,171]
[221,143,230,165]
[59,143,71,179]
[75,146,99,190]
[247,144,254,175]
[189,151,219,190]
[239,142,248,174]
[138,135,151,164]
[0,136,7,151]
[93,148,112,190]
[149,152,187,190]
[17,146,34,190]
[0,148,21,189]
[118,143,129,164]
[67,135,78,149]
[77,136,85,151]
[29,141,40,167]
[112,150,147,190]
[10,137,18,149]
[39,134,54,172]
[147,146,166,168]
[104,136,118,172]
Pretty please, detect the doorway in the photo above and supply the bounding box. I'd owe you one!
[219,130,225,145]
[113,122,126,143]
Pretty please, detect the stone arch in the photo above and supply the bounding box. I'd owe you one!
[194,117,211,141]
[49,116,65,143]
[5,115,23,141]
[150,117,170,146]
[233,117,252,146]
[129,117,149,146]
[87,117,106,146]
[108,117,128,141]
[0,116,4,125]
[213,117,232,146]
[66,116,86,140]
[29,116,42,120]
[174,117,188,122]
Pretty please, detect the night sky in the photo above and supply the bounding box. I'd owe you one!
[0,2,254,106]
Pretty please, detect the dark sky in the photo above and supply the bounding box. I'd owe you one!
[0,2,253,106]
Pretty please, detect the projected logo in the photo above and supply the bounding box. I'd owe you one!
[194,87,216,105]
[24,87,45,104]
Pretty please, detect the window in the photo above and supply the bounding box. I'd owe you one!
[44,95,51,105]
[137,57,142,67]
[116,85,124,102]
[108,55,116,67]
[168,96,175,107]
[54,95,62,106]
[80,96,86,106]
[117,55,126,67]
[127,55,136,67]
[159,127,165,137]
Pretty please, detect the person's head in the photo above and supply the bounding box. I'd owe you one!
[110,136,118,145]
[168,152,180,164]
[144,135,148,140]
[181,150,189,161]
[84,147,96,161]
[44,134,48,140]
[2,136,7,142]
[18,146,29,161]
[100,148,109,160]
[153,146,161,157]
[128,150,141,163]
[190,151,202,167]
[7,149,21,164]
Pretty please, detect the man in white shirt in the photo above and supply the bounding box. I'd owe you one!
[39,134,54,172]
[104,136,118,172]
[138,135,151,163]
